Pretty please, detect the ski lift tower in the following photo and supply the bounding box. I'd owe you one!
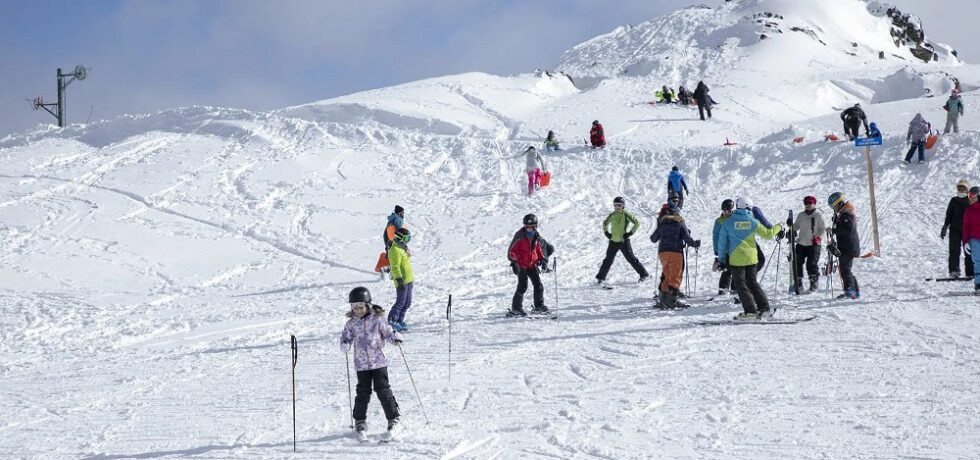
[32,65,88,128]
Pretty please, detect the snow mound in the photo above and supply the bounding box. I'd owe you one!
[556,0,959,82]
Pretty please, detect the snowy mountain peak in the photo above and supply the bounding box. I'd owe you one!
[556,0,959,82]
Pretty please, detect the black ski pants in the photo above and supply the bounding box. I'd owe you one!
[353,367,400,422]
[697,102,712,120]
[949,231,975,276]
[513,267,545,310]
[718,268,732,292]
[793,244,821,286]
[596,239,649,281]
[731,264,769,314]
[843,120,861,140]
[838,255,859,294]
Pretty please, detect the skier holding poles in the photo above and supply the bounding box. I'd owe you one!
[340,286,404,442]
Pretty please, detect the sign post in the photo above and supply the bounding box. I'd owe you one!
[855,136,882,256]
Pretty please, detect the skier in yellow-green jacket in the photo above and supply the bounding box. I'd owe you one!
[717,197,783,321]
[596,196,651,288]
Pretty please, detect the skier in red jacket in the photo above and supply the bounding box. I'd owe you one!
[507,214,549,316]
[590,120,606,149]
[960,186,980,295]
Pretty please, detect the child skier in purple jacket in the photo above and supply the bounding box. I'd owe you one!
[340,286,403,441]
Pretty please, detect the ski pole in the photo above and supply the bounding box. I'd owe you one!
[773,240,782,292]
[291,335,298,452]
[446,295,452,385]
[397,343,430,425]
[758,242,779,283]
[694,248,700,298]
[553,257,558,310]
[683,247,689,295]
[344,350,353,430]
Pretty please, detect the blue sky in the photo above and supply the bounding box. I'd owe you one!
[1,0,975,136]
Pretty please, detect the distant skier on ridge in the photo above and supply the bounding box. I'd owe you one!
[590,120,606,149]
[840,103,869,141]
[943,88,965,134]
[693,81,712,121]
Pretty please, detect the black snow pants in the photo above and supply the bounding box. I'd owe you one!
[843,120,861,140]
[596,239,649,281]
[949,231,975,276]
[838,255,860,294]
[513,267,545,310]
[698,102,712,120]
[353,367,400,422]
[793,244,821,287]
[731,264,769,314]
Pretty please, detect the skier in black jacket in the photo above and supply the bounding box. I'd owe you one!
[942,180,975,278]
[827,192,861,299]
[840,104,869,141]
[693,81,712,121]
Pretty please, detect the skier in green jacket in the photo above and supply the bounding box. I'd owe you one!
[596,196,651,288]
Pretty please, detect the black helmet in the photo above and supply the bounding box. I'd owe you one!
[671,165,679,171]
[593,120,599,125]
[523,213,538,225]
[348,286,371,304]
[394,227,411,243]
[721,199,734,211]
[613,196,625,205]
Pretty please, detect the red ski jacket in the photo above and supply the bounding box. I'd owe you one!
[508,234,544,269]
[961,201,980,243]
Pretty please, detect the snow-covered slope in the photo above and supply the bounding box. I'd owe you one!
[2,1,980,458]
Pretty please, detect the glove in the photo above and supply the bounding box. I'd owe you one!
[538,259,552,273]
[776,229,786,240]
[827,243,841,257]
[395,278,405,288]
[865,130,871,137]
[965,243,973,256]
[812,236,821,246]
[340,342,350,354]
[786,217,793,227]
[394,333,404,344]
[691,239,701,249]
[940,228,947,240]
[716,261,728,271]
[604,231,612,240]
[624,231,634,239]
[510,261,519,275]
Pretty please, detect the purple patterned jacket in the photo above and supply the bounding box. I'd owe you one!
[340,307,401,371]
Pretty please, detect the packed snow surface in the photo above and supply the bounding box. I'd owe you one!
[2,0,980,458]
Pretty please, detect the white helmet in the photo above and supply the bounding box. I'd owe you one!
[735,197,753,210]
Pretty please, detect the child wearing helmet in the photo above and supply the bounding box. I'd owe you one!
[713,199,735,295]
[827,192,861,299]
[507,214,548,316]
[387,228,414,331]
[340,286,403,441]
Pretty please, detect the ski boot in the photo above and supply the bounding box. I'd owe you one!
[757,308,775,320]
[396,321,408,332]
[734,311,760,321]
[531,305,551,315]
[951,271,961,279]
[808,278,818,293]
[354,420,368,442]
[975,285,980,296]
[638,275,651,283]
[382,418,401,442]
[506,307,528,317]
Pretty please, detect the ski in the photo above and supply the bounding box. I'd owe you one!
[506,311,558,319]
[943,292,979,297]
[690,315,816,325]
[924,277,973,282]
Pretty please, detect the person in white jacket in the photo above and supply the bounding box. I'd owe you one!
[789,195,827,293]
[524,146,546,195]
